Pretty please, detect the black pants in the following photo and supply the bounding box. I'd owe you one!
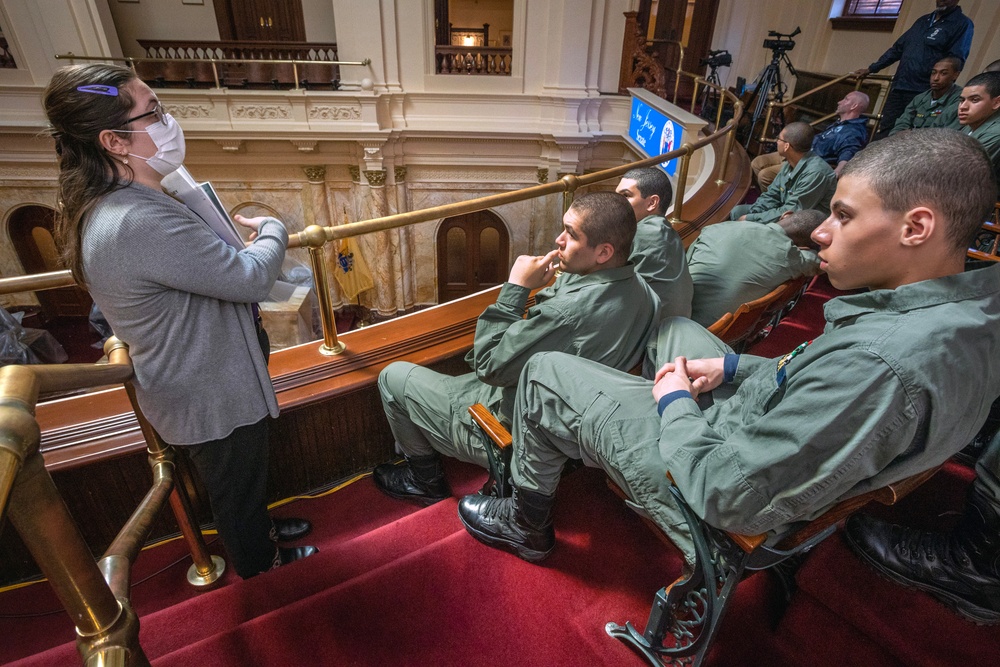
[182,321,276,578]
[873,87,921,141]
[186,418,276,577]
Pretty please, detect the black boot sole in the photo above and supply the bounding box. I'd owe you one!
[847,536,1000,626]
[458,513,553,563]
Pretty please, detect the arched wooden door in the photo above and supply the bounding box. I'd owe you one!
[8,205,92,319]
[437,211,510,303]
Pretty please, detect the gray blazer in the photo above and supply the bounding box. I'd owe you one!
[82,182,287,445]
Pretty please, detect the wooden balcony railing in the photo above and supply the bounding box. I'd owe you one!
[435,46,512,75]
[134,40,341,90]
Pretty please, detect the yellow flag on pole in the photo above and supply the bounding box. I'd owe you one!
[333,234,375,300]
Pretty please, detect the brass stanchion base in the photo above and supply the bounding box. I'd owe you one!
[187,555,225,587]
[715,179,727,185]
[319,341,347,356]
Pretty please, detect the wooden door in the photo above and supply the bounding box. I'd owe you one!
[215,0,306,41]
[8,206,92,319]
[437,211,509,303]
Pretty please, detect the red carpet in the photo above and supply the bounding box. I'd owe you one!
[4,280,998,666]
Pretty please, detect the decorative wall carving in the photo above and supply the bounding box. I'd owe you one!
[308,105,361,121]
[232,105,291,120]
[165,104,212,119]
[303,166,326,183]
[409,166,537,182]
[292,140,317,152]
[216,139,243,152]
[537,168,549,183]
[364,170,387,187]
[348,165,361,182]
[394,166,407,183]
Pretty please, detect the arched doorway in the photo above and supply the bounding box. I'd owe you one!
[7,205,92,319]
[437,210,510,303]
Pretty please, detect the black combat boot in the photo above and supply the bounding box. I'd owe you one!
[457,487,556,562]
[844,485,1000,624]
[372,453,451,505]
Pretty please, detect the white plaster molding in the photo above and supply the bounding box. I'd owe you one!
[308,105,362,121]
[232,105,291,120]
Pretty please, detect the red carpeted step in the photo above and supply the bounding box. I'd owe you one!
[778,464,1000,667]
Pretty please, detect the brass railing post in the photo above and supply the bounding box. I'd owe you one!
[668,144,693,225]
[690,78,700,114]
[714,84,725,130]
[560,174,580,213]
[122,376,225,588]
[303,225,346,356]
[760,102,776,144]
[717,101,743,186]
[292,62,300,91]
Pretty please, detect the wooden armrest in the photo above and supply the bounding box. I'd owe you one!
[468,403,511,449]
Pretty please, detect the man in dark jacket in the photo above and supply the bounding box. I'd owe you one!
[854,0,973,139]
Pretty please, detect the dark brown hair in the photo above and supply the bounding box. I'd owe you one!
[569,191,637,261]
[43,63,138,284]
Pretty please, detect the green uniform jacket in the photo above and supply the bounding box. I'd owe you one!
[509,265,1000,561]
[686,221,820,327]
[728,151,837,223]
[964,112,1000,197]
[630,214,693,319]
[662,264,1000,536]
[378,262,659,467]
[890,83,961,135]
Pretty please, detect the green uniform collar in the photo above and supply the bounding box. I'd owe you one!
[824,263,1000,325]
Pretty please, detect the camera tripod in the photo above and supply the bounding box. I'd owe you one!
[741,31,799,149]
[699,63,727,126]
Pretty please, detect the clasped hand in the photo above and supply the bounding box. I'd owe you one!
[652,356,726,402]
[235,214,275,243]
[508,250,561,289]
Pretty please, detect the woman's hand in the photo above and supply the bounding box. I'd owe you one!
[234,214,275,242]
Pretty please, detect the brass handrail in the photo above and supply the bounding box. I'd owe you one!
[55,52,371,91]
[758,71,894,144]
[0,337,223,666]
[0,269,75,295]
[646,38,685,105]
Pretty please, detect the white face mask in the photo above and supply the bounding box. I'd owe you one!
[124,112,186,176]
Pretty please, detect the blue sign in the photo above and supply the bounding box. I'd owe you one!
[628,96,682,176]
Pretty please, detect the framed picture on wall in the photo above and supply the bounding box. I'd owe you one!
[500,31,512,48]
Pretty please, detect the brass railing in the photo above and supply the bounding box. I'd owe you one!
[0,338,224,666]
[757,71,894,143]
[286,74,743,354]
[55,53,371,92]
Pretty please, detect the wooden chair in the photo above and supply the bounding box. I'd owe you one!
[468,402,940,667]
[705,276,808,352]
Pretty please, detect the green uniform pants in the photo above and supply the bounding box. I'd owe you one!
[510,318,732,562]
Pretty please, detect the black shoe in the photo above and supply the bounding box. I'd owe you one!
[372,455,451,505]
[457,488,555,562]
[845,489,1000,625]
[278,545,319,566]
[271,517,312,542]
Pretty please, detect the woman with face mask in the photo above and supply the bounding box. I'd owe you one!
[42,63,317,578]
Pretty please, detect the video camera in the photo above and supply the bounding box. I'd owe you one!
[700,49,732,69]
[762,26,800,53]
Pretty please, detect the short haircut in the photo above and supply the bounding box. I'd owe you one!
[782,122,815,153]
[778,209,827,249]
[622,167,673,215]
[937,56,963,73]
[846,90,870,111]
[569,191,637,258]
[841,129,996,251]
[965,71,1000,98]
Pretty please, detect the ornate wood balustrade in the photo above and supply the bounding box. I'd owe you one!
[434,46,512,75]
[132,40,341,90]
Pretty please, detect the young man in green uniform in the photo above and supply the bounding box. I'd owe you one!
[686,209,823,327]
[373,192,659,505]
[615,167,693,318]
[958,71,1000,196]
[458,129,1000,567]
[890,56,963,134]
[729,122,838,223]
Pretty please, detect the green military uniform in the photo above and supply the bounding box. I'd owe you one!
[728,151,838,223]
[509,263,1000,562]
[889,83,961,135]
[686,221,820,327]
[630,214,693,319]
[964,112,1000,198]
[379,263,659,468]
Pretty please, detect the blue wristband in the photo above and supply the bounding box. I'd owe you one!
[723,354,740,383]
[657,390,693,415]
